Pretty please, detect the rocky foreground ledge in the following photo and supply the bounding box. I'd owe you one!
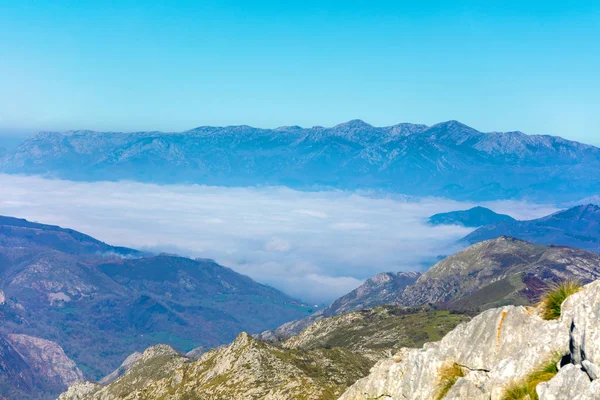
[340,280,600,400]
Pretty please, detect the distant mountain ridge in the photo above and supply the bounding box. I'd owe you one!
[428,206,515,227]
[2,120,599,201]
[462,204,600,253]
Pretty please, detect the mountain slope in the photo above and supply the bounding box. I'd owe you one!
[398,236,600,310]
[260,272,420,340]
[0,216,310,381]
[462,204,600,253]
[428,206,515,227]
[267,237,600,341]
[2,120,600,201]
[0,333,82,400]
[282,306,469,359]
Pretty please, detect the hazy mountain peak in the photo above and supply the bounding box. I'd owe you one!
[333,119,373,130]
[428,206,515,227]
[463,204,600,252]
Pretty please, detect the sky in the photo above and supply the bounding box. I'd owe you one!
[0,174,558,303]
[0,1,599,145]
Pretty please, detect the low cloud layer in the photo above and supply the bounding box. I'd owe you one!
[0,174,557,303]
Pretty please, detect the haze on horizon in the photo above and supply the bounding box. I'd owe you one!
[0,1,599,146]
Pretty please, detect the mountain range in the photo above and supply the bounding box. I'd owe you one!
[2,120,600,201]
[0,215,310,398]
[462,204,600,253]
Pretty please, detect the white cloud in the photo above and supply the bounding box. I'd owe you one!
[0,174,557,303]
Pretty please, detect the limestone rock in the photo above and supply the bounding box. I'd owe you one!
[560,280,600,366]
[537,364,593,400]
[340,278,600,400]
[58,382,101,400]
[340,306,568,400]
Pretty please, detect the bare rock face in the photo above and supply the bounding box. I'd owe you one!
[340,306,568,399]
[340,279,600,400]
[0,333,83,400]
[57,382,101,400]
[5,334,84,388]
[561,280,600,366]
[537,365,593,400]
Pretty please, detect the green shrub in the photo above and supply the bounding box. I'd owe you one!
[540,280,582,320]
[501,353,562,400]
[435,362,465,400]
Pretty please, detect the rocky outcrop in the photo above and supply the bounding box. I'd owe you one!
[340,280,600,399]
[59,333,372,400]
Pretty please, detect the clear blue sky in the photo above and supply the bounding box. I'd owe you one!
[0,0,599,145]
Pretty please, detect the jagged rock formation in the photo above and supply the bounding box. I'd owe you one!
[59,333,372,400]
[0,215,311,380]
[462,204,600,253]
[340,279,600,399]
[428,206,515,227]
[0,333,82,400]
[260,272,420,340]
[2,120,600,202]
[397,236,600,310]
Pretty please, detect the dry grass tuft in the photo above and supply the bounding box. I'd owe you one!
[435,362,465,400]
[540,280,582,320]
[501,353,562,400]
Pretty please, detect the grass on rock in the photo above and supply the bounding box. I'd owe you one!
[435,362,465,400]
[501,353,562,400]
[540,280,582,320]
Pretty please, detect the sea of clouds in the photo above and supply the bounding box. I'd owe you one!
[0,174,558,303]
